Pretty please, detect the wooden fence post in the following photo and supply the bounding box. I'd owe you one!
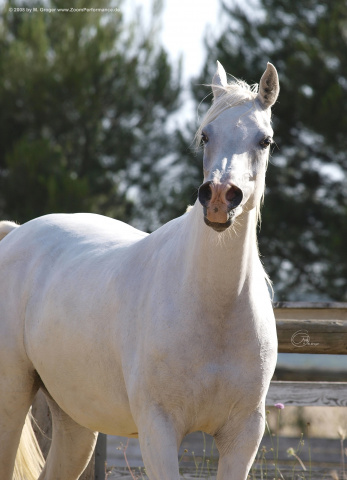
[95,434,107,479]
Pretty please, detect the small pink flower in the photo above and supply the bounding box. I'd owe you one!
[274,403,285,409]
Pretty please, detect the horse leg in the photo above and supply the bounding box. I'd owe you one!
[0,369,40,480]
[39,393,97,480]
[214,405,265,480]
[137,408,181,480]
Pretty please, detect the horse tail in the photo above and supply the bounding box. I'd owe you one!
[13,411,45,480]
[0,220,19,241]
[0,221,45,477]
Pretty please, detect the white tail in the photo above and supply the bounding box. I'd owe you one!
[0,220,19,240]
[0,222,45,478]
[13,411,45,480]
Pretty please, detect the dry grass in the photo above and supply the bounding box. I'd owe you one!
[106,407,347,479]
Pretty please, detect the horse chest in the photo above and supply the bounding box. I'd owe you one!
[129,314,275,430]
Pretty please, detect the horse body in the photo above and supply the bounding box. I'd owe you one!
[0,61,279,480]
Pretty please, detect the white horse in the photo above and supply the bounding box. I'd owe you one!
[0,61,279,480]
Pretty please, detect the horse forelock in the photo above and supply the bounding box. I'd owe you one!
[194,78,259,150]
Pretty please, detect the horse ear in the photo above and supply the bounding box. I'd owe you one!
[212,61,228,100]
[257,63,279,109]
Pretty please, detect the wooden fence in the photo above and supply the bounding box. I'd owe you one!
[260,302,347,479]
[268,302,347,407]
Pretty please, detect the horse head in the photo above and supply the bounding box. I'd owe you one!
[197,62,279,232]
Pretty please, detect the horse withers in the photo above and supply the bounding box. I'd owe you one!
[0,61,279,480]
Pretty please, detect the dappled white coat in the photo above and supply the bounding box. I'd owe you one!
[0,62,279,480]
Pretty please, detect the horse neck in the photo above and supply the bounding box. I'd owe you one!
[182,204,260,304]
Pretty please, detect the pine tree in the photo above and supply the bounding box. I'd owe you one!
[0,0,181,225]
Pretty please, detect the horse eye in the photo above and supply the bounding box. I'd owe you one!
[259,136,272,148]
[201,132,209,145]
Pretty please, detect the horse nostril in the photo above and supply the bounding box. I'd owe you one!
[198,181,213,207]
[226,186,243,209]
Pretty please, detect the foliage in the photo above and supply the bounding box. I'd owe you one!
[0,0,181,225]
[173,0,347,300]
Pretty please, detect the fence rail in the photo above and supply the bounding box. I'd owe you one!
[274,302,347,354]
[267,380,347,406]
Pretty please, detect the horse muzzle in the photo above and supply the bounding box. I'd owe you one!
[198,180,243,232]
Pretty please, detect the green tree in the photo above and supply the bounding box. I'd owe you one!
[171,0,347,301]
[0,0,181,225]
